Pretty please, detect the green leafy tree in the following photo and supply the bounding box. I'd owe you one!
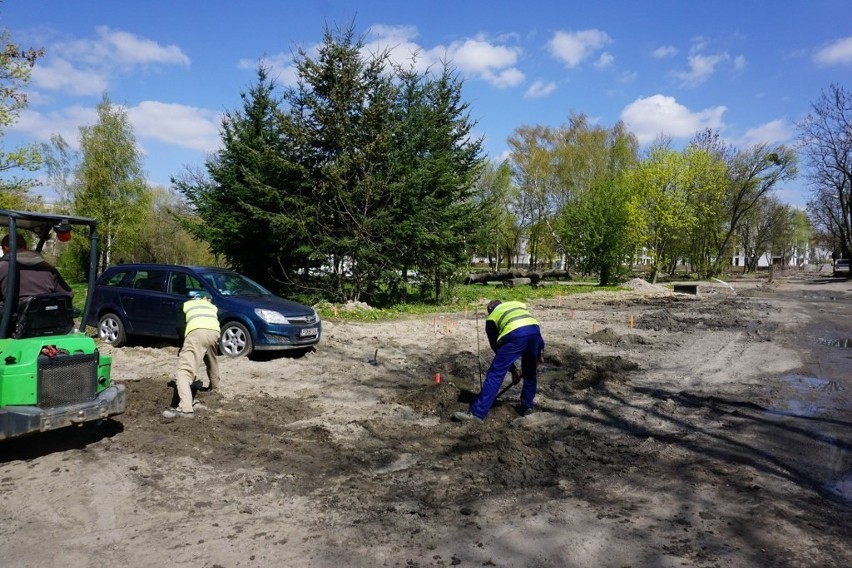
[74,94,150,271]
[40,133,79,213]
[626,143,696,282]
[175,65,310,289]
[179,23,483,305]
[387,63,483,302]
[0,26,44,206]
[470,159,515,270]
[561,175,633,285]
[511,115,637,273]
[132,185,216,265]
[287,23,399,302]
[688,129,796,277]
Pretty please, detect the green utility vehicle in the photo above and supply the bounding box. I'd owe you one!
[0,209,125,441]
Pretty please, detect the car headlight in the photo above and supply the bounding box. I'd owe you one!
[254,308,289,324]
[313,308,321,323]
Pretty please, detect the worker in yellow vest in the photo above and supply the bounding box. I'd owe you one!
[163,291,221,419]
[455,300,544,421]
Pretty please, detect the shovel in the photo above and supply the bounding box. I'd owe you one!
[495,380,517,400]
[495,366,521,400]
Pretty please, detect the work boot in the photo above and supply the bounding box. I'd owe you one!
[515,404,534,417]
[162,408,194,419]
[453,411,483,422]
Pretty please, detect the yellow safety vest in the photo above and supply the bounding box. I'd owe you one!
[487,301,539,342]
[183,299,220,335]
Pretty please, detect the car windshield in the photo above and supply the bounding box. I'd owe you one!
[199,271,272,297]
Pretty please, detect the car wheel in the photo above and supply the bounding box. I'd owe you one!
[98,313,126,347]
[219,321,253,357]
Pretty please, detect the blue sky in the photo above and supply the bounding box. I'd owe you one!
[4,0,851,207]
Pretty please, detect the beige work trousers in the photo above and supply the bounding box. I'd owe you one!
[174,328,221,413]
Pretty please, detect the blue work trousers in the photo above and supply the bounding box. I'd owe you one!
[471,329,544,419]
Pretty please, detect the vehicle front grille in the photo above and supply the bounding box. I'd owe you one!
[38,353,99,408]
[289,315,318,325]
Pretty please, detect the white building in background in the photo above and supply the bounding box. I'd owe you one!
[731,244,833,269]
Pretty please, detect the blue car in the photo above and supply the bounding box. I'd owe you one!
[87,264,321,357]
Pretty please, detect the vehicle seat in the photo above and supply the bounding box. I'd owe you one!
[13,293,75,339]
[171,276,188,295]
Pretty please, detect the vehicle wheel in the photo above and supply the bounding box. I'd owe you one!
[219,321,253,358]
[97,313,126,347]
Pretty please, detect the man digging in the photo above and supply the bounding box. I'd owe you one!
[164,291,221,419]
[455,300,545,422]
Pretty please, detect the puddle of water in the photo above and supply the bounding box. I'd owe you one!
[816,336,852,348]
[803,293,838,301]
[762,374,851,504]
[764,374,834,418]
[825,471,852,504]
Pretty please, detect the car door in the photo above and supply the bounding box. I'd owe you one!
[164,270,208,338]
[122,269,171,337]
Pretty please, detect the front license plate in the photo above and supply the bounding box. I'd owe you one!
[300,327,318,337]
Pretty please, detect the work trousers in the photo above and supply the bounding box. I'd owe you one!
[470,330,544,419]
[174,328,221,413]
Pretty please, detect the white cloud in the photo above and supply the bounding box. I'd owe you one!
[444,36,523,87]
[12,102,220,154]
[129,102,221,152]
[31,59,108,95]
[733,55,747,70]
[57,26,190,68]
[369,27,524,88]
[255,27,525,89]
[524,80,557,99]
[674,52,730,87]
[239,53,301,86]
[30,27,191,94]
[651,45,677,59]
[737,119,793,146]
[619,70,638,84]
[813,36,852,66]
[366,24,433,74]
[620,94,727,143]
[595,52,615,69]
[481,66,525,88]
[11,106,98,147]
[548,29,612,68]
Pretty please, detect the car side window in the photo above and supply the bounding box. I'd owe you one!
[131,270,167,292]
[102,270,131,287]
[167,273,204,296]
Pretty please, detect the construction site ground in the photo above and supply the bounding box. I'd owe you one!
[2,273,851,568]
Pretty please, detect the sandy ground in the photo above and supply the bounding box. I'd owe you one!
[1,273,851,568]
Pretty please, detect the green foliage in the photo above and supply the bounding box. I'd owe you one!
[0,27,44,202]
[469,159,515,268]
[129,185,217,265]
[560,176,634,285]
[73,94,150,271]
[688,129,797,277]
[509,115,639,275]
[177,22,483,306]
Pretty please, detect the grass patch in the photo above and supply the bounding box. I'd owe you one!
[315,282,622,321]
[70,282,88,313]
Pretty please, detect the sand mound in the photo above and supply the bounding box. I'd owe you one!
[622,277,667,293]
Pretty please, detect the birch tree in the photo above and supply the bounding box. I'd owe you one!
[74,94,149,271]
